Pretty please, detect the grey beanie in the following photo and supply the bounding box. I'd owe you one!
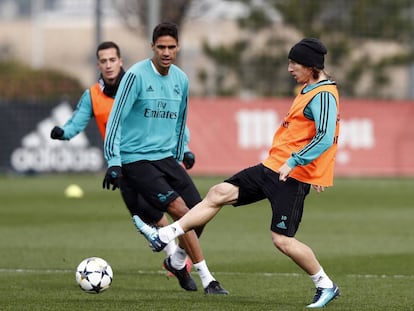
[288,38,327,69]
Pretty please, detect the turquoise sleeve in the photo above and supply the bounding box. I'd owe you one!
[183,126,191,153]
[104,72,137,167]
[62,90,93,140]
[173,84,189,161]
[287,91,337,168]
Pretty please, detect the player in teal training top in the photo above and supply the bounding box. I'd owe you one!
[103,22,228,295]
[50,41,194,268]
[104,57,188,165]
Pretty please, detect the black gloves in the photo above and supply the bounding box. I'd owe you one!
[182,151,195,170]
[50,126,64,140]
[103,166,122,190]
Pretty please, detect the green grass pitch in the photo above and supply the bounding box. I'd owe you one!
[0,174,413,310]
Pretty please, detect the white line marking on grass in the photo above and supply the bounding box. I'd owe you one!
[1,268,414,279]
[0,268,72,273]
[346,274,414,279]
[211,271,414,279]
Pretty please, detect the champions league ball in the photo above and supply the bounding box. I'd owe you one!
[75,257,113,293]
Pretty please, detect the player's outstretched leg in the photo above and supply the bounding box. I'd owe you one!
[306,283,340,308]
[132,215,167,252]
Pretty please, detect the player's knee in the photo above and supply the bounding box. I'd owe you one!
[167,197,190,219]
[206,182,236,206]
[271,232,291,254]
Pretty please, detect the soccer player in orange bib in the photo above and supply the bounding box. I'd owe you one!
[135,38,341,308]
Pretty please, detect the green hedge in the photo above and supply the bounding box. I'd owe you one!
[0,61,84,102]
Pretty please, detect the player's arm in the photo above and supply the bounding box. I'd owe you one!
[182,126,195,169]
[173,82,189,162]
[287,91,337,168]
[51,90,93,140]
[103,71,137,190]
[104,72,137,167]
[183,126,190,153]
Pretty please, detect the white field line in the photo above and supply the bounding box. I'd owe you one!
[1,268,414,279]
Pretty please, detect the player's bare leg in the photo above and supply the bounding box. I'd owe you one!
[163,197,228,294]
[271,232,340,308]
[178,182,239,231]
[132,184,236,294]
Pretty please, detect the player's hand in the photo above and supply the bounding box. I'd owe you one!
[312,185,325,193]
[278,163,292,181]
[182,151,195,169]
[103,166,122,190]
[50,126,64,140]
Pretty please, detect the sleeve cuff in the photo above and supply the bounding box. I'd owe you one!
[286,157,297,168]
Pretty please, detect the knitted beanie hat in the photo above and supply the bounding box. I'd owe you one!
[288,38,327,69]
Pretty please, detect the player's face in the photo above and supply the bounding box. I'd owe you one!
[151,35,180,76]
[288,60,313,84]
[97,48,123,85]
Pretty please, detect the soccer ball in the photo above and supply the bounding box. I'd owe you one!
[75,257,113,294]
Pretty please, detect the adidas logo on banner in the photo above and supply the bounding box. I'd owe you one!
[10,102,104,173]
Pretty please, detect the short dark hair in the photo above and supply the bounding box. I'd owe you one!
[152,22,179,44]
[96,41,121,59]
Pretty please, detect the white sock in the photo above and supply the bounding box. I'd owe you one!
[170,246,187,270]
[163,240,177,257]
[310,267,334,288]
[193,260,215,288]
[159,221,184,243]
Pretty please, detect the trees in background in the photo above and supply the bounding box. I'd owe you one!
[3,0,413,99]
[0,61,83,102]
[199,0,414,98]
[114,0,192,38]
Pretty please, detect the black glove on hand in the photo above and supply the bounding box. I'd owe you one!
[50,126,64,140]
[182,151,195,170]
[103,166,122,190]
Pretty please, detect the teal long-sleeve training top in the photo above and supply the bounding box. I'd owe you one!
[104,59,189,167]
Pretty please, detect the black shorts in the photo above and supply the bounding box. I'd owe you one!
[225,164,310,237]
[120,183,165,224]
[119,157,201,223]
